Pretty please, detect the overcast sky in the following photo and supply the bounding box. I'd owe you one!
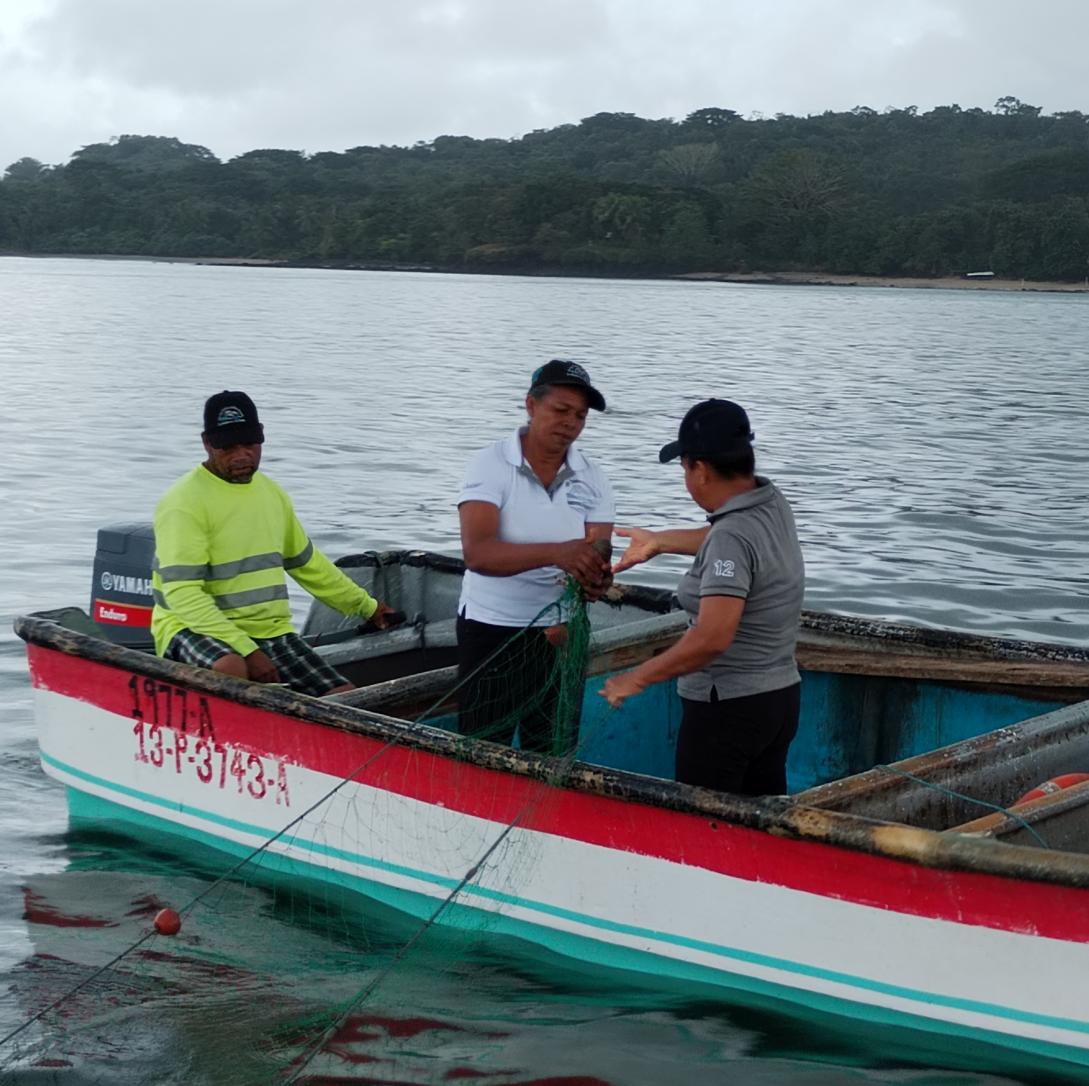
[1,0,1085,167]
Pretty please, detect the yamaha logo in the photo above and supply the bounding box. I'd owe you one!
[99,571,153,597]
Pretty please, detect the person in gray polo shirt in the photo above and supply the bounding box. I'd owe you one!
[601,399,805,795]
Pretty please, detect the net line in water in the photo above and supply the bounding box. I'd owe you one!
[281,794,528,1083]
[0,735,402,1057]
[281,580,597,1081]
[1,576,608,1082]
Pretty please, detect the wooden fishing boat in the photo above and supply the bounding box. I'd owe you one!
[14,549,1089,1075]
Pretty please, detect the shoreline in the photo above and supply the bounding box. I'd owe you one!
[3,251,1087,294]
[674,270,1089,294]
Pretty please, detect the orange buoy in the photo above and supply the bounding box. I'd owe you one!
[154,908,182,936]
[1013,773,1089,807]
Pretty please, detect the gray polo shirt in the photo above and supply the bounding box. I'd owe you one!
[675,477,805,702]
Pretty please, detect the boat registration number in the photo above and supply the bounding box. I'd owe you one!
[128,677,291,806]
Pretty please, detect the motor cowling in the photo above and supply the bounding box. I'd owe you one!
[90,523,155,647]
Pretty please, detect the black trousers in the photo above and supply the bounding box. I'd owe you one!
[675,682,801,796]
[456,613,569,755]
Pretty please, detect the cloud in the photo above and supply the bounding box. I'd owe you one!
[0,0,1085,168]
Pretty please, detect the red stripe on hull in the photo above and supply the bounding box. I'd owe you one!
[27,643,1089,942]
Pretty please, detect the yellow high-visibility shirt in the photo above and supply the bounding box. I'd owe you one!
[151,465,377,657]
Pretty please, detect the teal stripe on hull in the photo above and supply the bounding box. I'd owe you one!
[61,785,1089,1077]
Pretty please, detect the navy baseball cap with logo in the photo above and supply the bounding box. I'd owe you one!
[659,399,754,463]
[530,359,606,411]
[203,391,264,448]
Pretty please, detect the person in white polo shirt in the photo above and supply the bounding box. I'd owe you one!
[457,360,614,754]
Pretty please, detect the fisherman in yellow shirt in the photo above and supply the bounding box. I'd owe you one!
[151,391,393,696]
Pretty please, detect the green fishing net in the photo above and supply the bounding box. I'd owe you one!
[1,578,613,1084]
[426,577,594,756]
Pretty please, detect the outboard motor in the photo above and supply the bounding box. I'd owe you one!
[90,523,156,648]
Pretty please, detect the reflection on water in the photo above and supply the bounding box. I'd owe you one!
[1,259,1087,1083]
[3,830,1061,1086]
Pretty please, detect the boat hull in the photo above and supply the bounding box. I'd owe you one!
[25,641,1089,1074]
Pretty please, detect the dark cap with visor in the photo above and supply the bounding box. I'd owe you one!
[203,391,265,448]
[659,399,754,463]
[530,359,606,411]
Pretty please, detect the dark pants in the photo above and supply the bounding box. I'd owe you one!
[675,682,801,796]
[456,613,570,755]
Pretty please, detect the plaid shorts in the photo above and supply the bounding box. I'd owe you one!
[165,629,351,697]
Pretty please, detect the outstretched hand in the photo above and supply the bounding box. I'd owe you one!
[600,670,647,709]
[612,527,659,574]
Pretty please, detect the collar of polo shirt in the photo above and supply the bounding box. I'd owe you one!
[706,475,774,523]
[502,426,588,496]
[500,426,590,471]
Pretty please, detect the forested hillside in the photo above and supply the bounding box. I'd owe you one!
[2,97,1088,280]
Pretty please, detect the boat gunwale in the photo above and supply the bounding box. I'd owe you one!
[337,550,1089,664]
[798,610,1089,663]
[16,611,1089,892]
[333,548,675,615]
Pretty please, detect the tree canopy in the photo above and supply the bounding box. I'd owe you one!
[1,101,1087,280]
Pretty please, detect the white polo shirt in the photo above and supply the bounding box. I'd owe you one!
[457,427,615,626]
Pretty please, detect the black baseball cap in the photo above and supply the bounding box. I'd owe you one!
[530,359,606,411]
[203,391,264,448]
[659,399,754,463]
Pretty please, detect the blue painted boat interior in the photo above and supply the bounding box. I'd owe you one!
[785,672,1059,792]
[432,669,1061,793]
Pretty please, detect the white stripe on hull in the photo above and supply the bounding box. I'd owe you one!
[34,687,1089,1057]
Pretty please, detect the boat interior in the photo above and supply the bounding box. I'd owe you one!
[313,554,1089,852]
[794,699,1089,850]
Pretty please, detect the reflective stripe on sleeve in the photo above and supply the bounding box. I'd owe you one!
[283,540,314,570]
[154,561,211,583]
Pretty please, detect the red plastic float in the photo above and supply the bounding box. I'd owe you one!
[154,908,182,936]
[1013,773,1089,807]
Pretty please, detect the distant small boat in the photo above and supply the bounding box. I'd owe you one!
[963,271,996,280]
[15,547,1089,1075]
